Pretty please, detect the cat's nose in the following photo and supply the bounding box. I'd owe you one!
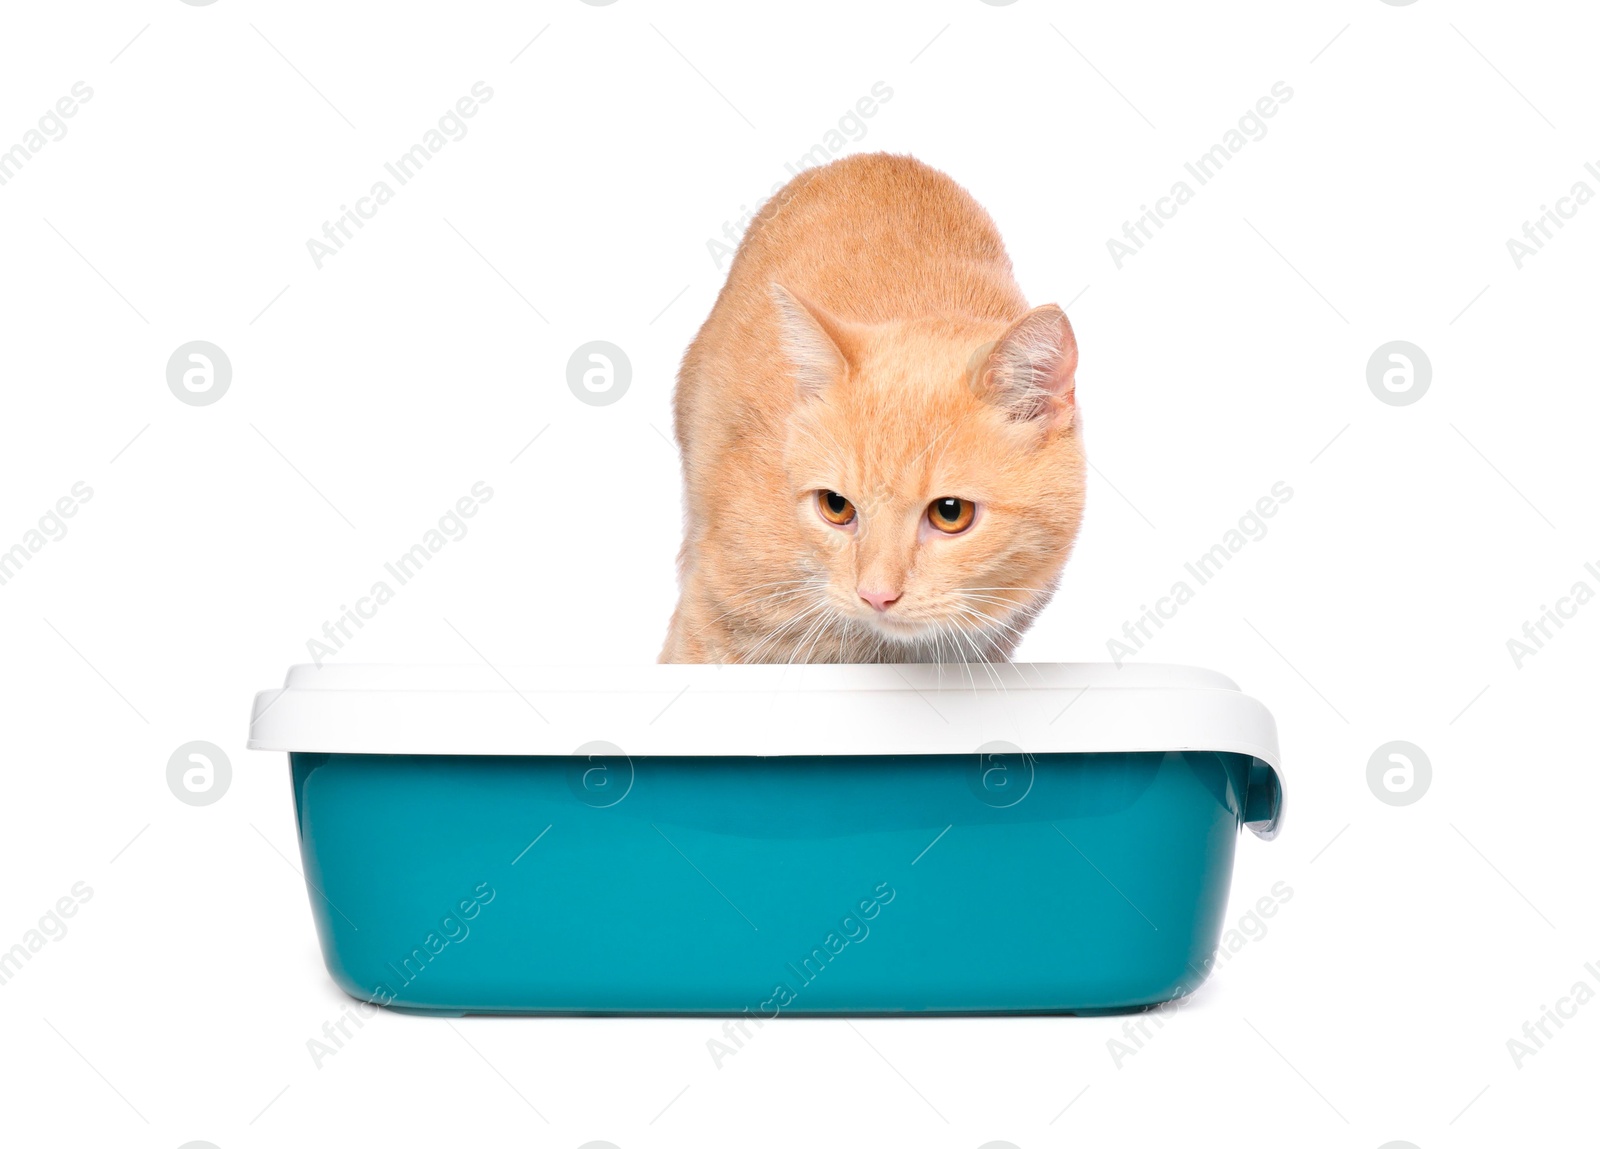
[858,587,901,612]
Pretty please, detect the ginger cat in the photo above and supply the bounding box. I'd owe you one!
[662,153,1085,664]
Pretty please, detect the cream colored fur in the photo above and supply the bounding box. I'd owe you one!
[662,153,1085,664]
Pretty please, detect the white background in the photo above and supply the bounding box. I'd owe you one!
[1,1,1596,1146]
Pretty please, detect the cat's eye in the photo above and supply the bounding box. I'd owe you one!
[817,490,857,527]
[927,497,975,534]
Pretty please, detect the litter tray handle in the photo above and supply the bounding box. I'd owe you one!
[1243,758,1284,841]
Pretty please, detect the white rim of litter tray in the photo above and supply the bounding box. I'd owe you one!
[248,663,1284,836]
[247,661,1281,782]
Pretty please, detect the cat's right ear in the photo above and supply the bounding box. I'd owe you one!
[770,283,852,397]
[979,304,1078,427]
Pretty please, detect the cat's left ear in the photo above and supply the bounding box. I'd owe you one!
[771,283,855,398]
[981,305,1078,426]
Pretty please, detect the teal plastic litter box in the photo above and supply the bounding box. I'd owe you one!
[246,662,1284,1016]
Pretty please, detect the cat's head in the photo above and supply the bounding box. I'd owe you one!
[774,283,1086,655]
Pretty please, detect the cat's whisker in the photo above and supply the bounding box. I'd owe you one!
[790,605,840,665]
[945,603,1020,672]
[952,586,1037,597]
[949,617,1004,692]
[702,590,817,629]
[943,595,1016,626]
[949,595,1027,617]
[740,598,829,663]
[972,614,1017,655]
[948,622,984,692]
[754,613,829,664]
[952,605,1029,644]
[732,601,812,665]
[936,624,961,687]
[717,578,829,609]
[691,579,829,638]
[949,592,1033,629]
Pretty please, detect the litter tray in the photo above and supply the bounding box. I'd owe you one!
[246,662,1283,1015]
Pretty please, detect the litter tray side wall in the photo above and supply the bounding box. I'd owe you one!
[287,749,1250,1015]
